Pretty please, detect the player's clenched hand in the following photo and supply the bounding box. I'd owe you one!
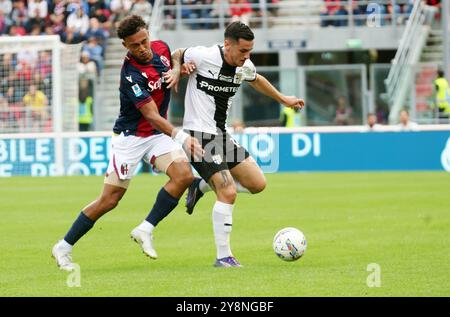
[181,62,196,75]
[163,69,180,93]
[184,136,204,162]
[282,96,305,111]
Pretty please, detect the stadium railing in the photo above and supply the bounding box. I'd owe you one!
[153,0,417,32]
[383,1,436,123]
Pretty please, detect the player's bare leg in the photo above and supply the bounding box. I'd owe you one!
[132,152,194,259]
[83,184,127,221]
[209,169,237,204]
[164,159,195,199]
[186,157,265,214]
[229,156,266,194]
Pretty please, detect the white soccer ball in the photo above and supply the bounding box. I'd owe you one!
[273,227,307,261]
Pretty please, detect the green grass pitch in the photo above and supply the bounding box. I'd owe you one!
[0,172,449,296]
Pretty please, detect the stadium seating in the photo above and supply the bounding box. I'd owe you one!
[0,0,448,132]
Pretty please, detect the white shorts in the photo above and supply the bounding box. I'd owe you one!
[106,133,183,180]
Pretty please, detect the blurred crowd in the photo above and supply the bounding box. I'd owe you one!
[0,50,53,131]
[0,0,282,132]
[0,0,446,132]
[320,0,411,27]
[0,0,116,76]
[163,0,280,30]
[0,0,280,39]
[0,0,119,132]
[320,0,442,28]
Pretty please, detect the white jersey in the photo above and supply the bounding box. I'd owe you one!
[182,44,257,134]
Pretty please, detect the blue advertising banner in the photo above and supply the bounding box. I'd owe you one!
[233,131,450,173]
[0,137,111,177]
[1,130,449,177]
[0,138,55,176]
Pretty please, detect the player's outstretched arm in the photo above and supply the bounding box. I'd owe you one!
[171,48,185,66]
[163,48,185,93]
[248,74,305,111]
[172,48,196,76]
[139,100,204,160]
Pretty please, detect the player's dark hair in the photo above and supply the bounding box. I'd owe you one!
[437,69,444,78]
[117,15,147,40]
[224,22,254,42]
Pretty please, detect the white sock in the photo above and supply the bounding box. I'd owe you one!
[137,220,155,233]
[212,201,234,259]
[199,179,250,194]
[59,239,73,251]
[199,179,211,193]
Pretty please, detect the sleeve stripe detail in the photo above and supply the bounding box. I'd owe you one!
[135,96,153,109]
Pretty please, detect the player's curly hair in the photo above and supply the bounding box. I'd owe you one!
[224,22,254,42]
[117,15,147,40]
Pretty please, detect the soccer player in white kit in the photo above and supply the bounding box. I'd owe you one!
[178,22,305,267]
[51,15,203,271]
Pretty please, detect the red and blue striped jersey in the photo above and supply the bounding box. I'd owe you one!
[113,40,172,137]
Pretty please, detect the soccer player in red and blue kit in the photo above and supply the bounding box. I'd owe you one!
[52,15,203,271]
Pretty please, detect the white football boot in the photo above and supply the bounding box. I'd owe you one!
[51,240,75,272]
[130,227,158,259]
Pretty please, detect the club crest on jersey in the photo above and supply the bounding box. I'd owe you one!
[120,163,129,176]
[211,154,223,165]
[160,55,171,67]
[132,84,143,97]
